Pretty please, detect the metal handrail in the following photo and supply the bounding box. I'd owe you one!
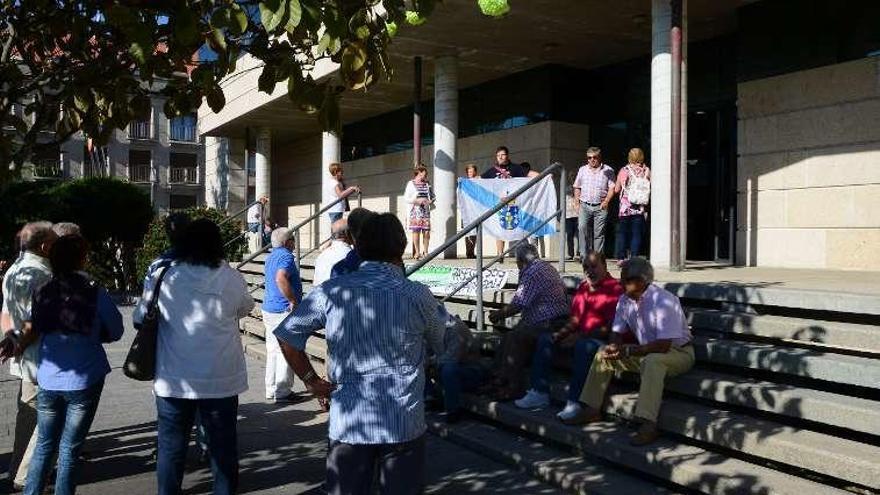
[405,162,563,276]
[440,207,562,302]
[235,189,361,270]
[220,198,264,227]
[405,161,566,332]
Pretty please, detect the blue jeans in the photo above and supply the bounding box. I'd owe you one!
[328,212,343,223]
[25,380,104,495]
[156,396,239,495]
[437,362,487,413]
[615,214,646,259]
[248,222,260,234]
[530,334,603,402]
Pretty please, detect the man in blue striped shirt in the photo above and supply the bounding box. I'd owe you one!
[275,213,446,495]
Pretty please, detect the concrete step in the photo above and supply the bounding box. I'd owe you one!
[463,397,850,495]
[600,392,880,490]
[687,308,880,354]
[694,336,880,390]
[666,370,880,437]
[427,417,679,495]
[657,281,880,317]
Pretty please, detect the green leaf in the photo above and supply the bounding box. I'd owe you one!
[174,7,200,46]
[208,28,227,53]
[285,0,302,33]
[259,0,286,32]
[129,42,147,65]
[206,87,226,113]
[258,65,277,94]
[73,93,91,113]
[230,4,249,35]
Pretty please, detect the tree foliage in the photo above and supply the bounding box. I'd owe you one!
[0,177,154,293]
[134,206,247,284]
[0,0,510,181]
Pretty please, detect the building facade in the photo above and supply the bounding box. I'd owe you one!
[200,0,880,270]
[22,97,205,213]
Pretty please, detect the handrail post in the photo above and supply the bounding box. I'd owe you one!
[357,191,362,208]
[295,228,301,270]
[559,166,566,274]
[476,223,484,332]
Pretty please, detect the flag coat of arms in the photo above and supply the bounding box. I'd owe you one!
[457,177,558,242]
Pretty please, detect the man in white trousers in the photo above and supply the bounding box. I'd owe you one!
[262,228,302,403]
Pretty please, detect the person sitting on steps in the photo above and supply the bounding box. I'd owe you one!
[562,257,694,446]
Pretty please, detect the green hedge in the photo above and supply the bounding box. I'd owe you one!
[135,206,247,282]
[0,177,153,292]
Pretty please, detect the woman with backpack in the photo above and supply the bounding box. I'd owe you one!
[23,234,125,495]
[614,148,651,264]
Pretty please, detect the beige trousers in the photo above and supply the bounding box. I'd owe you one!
[579,345,695,422]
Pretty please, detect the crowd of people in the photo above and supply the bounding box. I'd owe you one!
[317,143,650,265]
[0,142,675,494]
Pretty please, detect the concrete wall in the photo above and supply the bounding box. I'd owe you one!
[273,120,589,257]
[737,57,880,270]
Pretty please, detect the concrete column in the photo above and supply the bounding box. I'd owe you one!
[320,131,342,245]
[650,0,687,269]
[433,55,459,258]
[254,126,272,208]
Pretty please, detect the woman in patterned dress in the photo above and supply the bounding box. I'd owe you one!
[404,164,435,259]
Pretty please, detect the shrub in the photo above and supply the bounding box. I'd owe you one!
[0,177,153,293]
[135,206,247,282]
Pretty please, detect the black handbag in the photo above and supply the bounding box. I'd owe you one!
[122,265,170,381]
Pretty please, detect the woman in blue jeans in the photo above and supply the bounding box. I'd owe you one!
[23,234,124,495]
[135,219,253,495]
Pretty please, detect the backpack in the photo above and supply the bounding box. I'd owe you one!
[624,165,651,205]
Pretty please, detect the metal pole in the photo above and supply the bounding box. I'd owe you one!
[413,56,422,167]
[670,0,683,271]
[295,231,301,270]
[558,166,566,273]
[475,223,484,332]
[357,191,362,208]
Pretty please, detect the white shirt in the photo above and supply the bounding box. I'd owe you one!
[1,252,52,382]
[313,240,352,286]
[134,262,254,399]
[246,203,263,224]
[323,179,345,214]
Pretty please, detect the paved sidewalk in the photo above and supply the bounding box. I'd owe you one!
[0,306,561,494]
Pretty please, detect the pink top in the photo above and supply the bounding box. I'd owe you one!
[574,164,615,204]
[612,284,692,347]
[617,164,650,218]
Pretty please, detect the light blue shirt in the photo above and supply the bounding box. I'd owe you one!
[275,261,446,444]
[37,287,124,391]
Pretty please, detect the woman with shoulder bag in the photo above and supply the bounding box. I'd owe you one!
[133,219,254,495]
[614,148,651,265]
[24,234,124,495]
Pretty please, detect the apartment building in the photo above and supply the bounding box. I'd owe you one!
[20,96,205,212]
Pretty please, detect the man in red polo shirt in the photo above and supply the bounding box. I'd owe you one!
[514,251,626,421]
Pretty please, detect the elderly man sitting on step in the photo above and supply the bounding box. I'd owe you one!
[563,257,694,446]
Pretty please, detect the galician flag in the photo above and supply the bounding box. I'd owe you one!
[457,176,558,242]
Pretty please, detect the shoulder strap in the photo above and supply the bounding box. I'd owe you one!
[147,264,171,312]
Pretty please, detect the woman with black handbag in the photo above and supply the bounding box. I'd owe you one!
[23,234,124,495]
[133,219,253,495]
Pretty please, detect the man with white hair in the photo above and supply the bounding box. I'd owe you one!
[51,222,81,237]
[313,219,352,286]
[261,227,302,403]
[564,257,694,446]
[487,242,569,400]
[0,221,56,488]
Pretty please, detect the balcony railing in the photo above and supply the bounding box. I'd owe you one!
[169,124,197,142]
[129,120,152,140]
[128,163,151,183]
[169,167,198,184]
[32,159,63,179]
[83,162,108,178]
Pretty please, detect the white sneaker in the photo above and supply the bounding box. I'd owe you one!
[514,389,550,409]
[557,401,583,421]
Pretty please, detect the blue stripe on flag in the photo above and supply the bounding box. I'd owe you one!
[458,179,556,237]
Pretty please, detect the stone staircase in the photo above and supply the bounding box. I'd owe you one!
[237,253,880,495]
